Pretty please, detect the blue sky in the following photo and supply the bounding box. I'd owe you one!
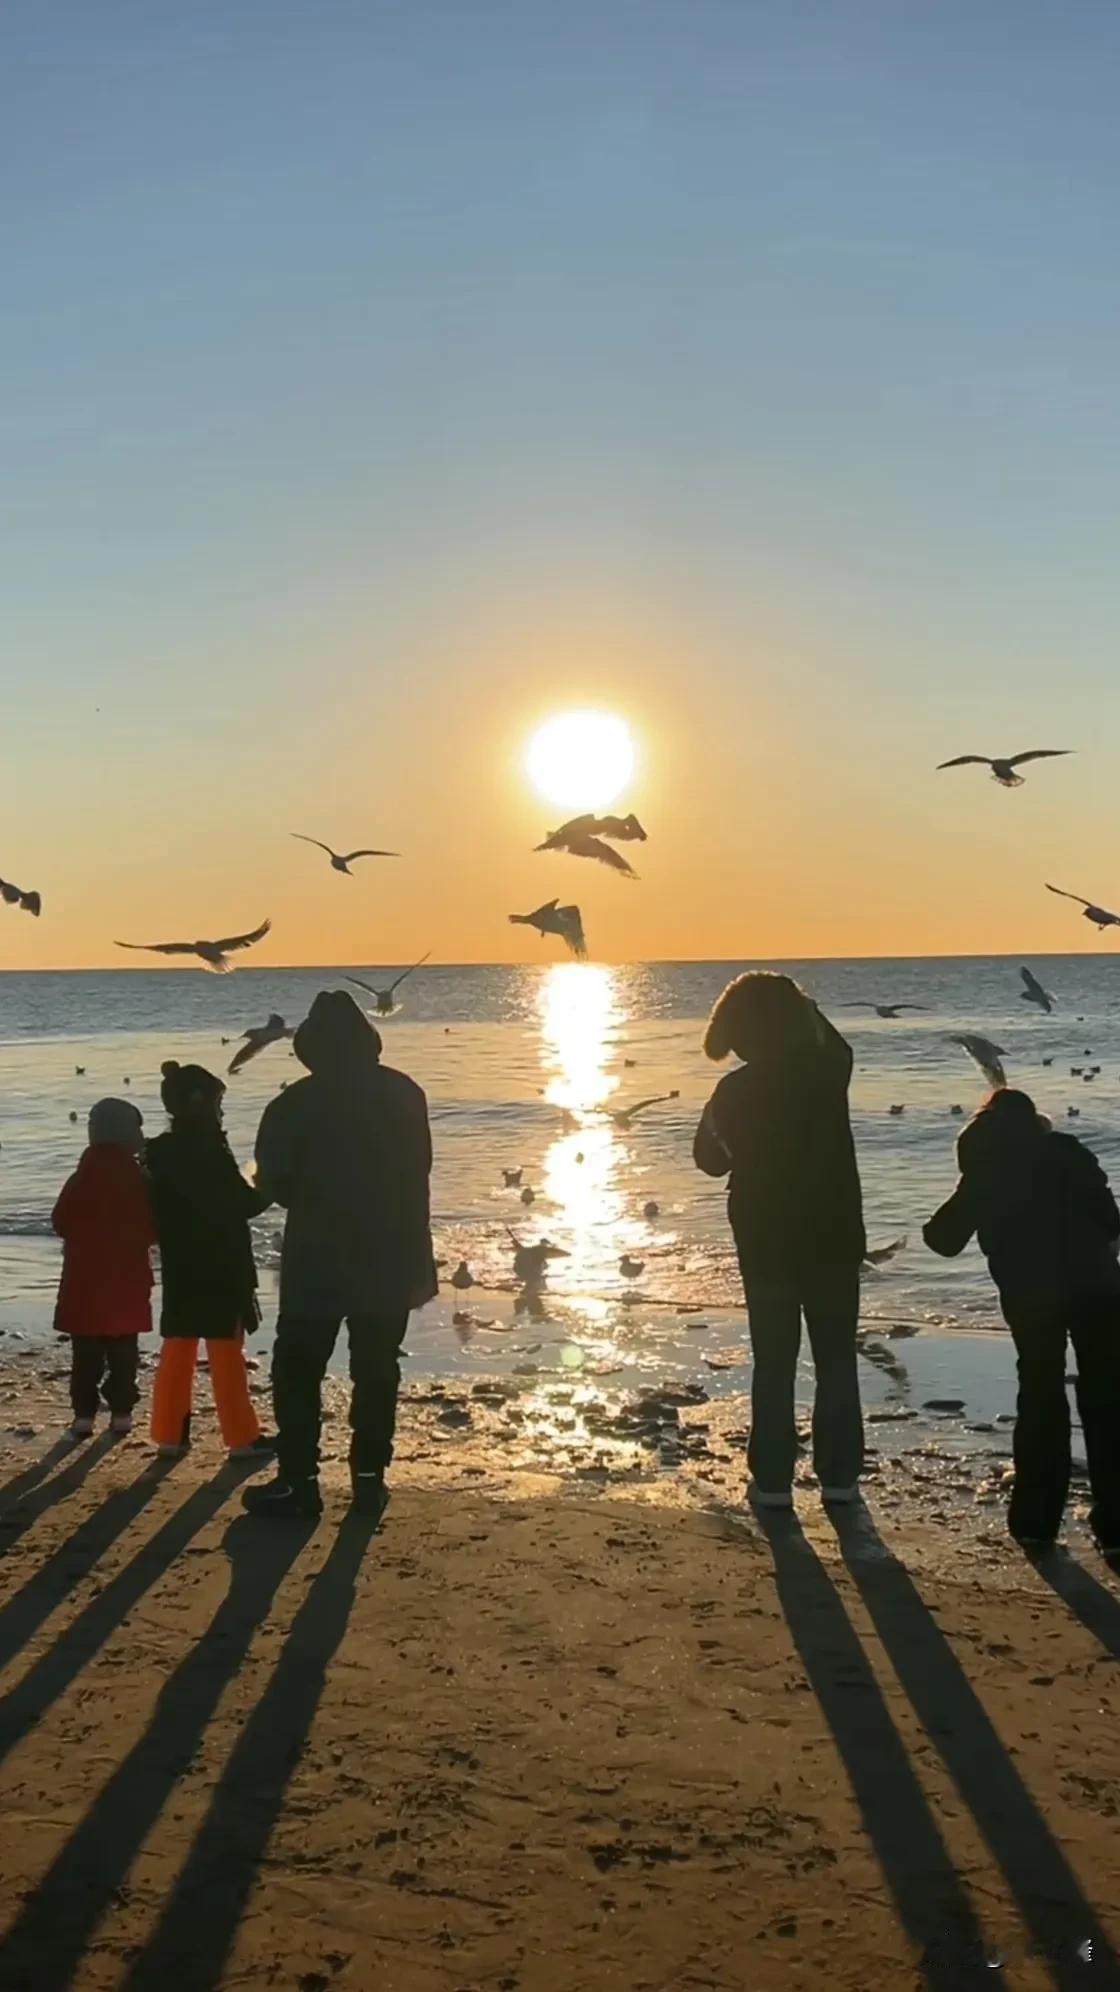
[4,2,1119,963]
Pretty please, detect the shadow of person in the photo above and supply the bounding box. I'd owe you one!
[120,1512,380,1991]
[0,1510,316,1989]
[0,1435,83,1511]
[1025,1545,1120,1660]
[753,1505,992,1987]
[0,1433,119,1549]
[0,1454,178,1675]
[828,1502,1118,1981]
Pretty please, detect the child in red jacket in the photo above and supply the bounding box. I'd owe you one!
[53,1098,156,1439]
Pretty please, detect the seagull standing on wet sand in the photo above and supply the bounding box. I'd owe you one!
[1045,884,1120,931]
[115,918,271,974]
[1020,966,1056,1014]
[291,834,399,874]
[509,901,587,959]
[345,952,432,1017]
[228,1014,293,1075]
[937,751,1071,788]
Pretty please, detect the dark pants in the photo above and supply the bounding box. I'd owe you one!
[1004,1294,1120,1544]
[271,1313,409,1484]
[69,1336,140,1420]
[741,1265,864,1493]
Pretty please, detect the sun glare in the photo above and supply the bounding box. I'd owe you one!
[525,710,636,813]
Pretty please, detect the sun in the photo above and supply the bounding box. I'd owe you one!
[525,711,636,813]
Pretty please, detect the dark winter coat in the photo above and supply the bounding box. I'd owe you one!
[255,1059,437,1320]
[146,1127,268,1339]
[52,1147,156,1338]
[693,1017,866,1280]
[924,1129,1120,1310]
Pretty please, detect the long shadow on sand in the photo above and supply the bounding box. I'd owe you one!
[120,1514,379,1992]
[756,1507,993,1987]
[1028,1546,1120,1661]
[0,1514,314,1989]
[830,1504,1114,1986]
[0,1433,119,1549]
[0,1455,177,1674]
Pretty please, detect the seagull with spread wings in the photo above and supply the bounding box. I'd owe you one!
[0,877,41,917]
[947,1033,1008,1090]
[607,1090,680,1129]
[1045,884,1120,931]
[508,900,587,958]
[1020,966,1056,1014]
[842,1002,926,1019]
[228,1013,293,1074]
[345,951,432,1017]
[115,917,272,974]
[292,834,399,875]
[536,812,646,877]
[936,751,1070,788]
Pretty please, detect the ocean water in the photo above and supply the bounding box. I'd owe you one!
[1,956,1118,1403]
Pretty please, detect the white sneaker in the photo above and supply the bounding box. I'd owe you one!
[748,1483,794,1510]
[110,1415,133,1437]
[821,1484,861,1504]
[69,1417,95,1441]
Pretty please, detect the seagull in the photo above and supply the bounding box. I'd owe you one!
[345,952,432,1017]
[536,813,646,878]
[291,834,399,875]
[75,1066,85,1077]
[643,1200,660,1220]
[842,1002,926,1019]
[864,1236,907,1266]
[228,1014,292,1075]
[508,1232,568,1284]
[0,877,41,917]
[1020,966,1055,1014]
[619,1254,645,1280]
[1068,1106,1081,1119]
[502,1168,523,1188]
[607,1091,680,1128]
[449,1261,475,1292]
[509,901,587,959]
[1045,884,1120,931]
[937,751,1071,788]
[520,1185,536,1206]
[115,918,271,974]
[950,1104,964,1116]
[948,1033,1007,1090]
[1042,1057,1054,1067]
[889,1104,906,1117]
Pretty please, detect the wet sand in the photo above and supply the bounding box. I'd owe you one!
[0,1355,1118,1990]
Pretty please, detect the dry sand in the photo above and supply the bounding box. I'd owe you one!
[0,1355,1118,1991]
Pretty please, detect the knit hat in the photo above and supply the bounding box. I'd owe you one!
[160,1060,226,1117]
[88,1098,144,1151]
[293,990,382,1075]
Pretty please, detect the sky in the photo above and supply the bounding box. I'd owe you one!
[4,1,1120,968]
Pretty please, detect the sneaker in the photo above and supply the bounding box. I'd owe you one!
[228,1433,278,1462]
[351,1470,391,1524]
[242,1476,323,1520]
[110,1415,133,1437]
[747,1483,794,1510]
[68,1417,96,1441]
[821,1484,861,1504]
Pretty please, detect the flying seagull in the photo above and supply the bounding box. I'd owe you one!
[936,751,1070,789]
[345,952,432,1017]
[1045,884,1120,931]
[843,1002,926,1019]
[228,1013,292,1075]
[508,1231,569,1284]
[0,877,41,917]
[948,1032,1008,1090]
[291,834,399,875]
[1020,966,1055,1014]
[607,1091,680,1128]
[509,900,587,958]
[536,813,646,877]
[864,1235,908,1267]
[115,918,272,974]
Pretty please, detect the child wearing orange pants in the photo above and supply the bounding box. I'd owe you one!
[146,1060,276,1463]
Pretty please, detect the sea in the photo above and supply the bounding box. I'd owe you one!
[2,956,1117,1427]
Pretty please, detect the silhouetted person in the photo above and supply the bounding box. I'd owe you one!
[52,1099,155,1439]
[147,1062,275,1462]
[925,1088,1120,1561]
[694,972,866,1508]
[245,991,437,1522]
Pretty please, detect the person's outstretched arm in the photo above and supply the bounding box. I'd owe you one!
[923,1181,977,1257]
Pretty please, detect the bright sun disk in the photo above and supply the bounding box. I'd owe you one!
[525,710,636,812]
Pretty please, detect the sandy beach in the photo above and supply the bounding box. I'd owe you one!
[0,1353,1118,1991]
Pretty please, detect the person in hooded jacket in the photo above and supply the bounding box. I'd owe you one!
[245,990,437,1521]
[53,1097,155,1438]
[694,971,866,1509]
[925,1087,1120,1561]
[146,1061,276,1462]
